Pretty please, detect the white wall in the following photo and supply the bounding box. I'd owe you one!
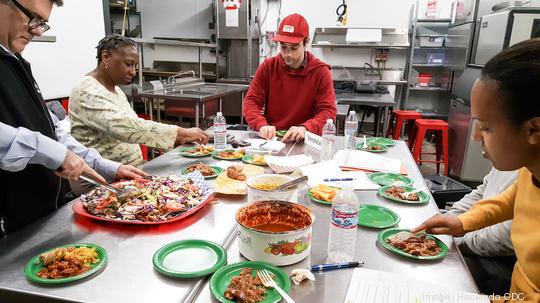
[24,0,105,100]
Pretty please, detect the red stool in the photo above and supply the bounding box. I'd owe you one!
[386,110,422,140]
[410,119,449,176]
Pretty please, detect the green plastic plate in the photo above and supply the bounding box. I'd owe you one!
[179,147,213,158]
[242,154,267,166]
[366,137,395,146]
[306,186,341,205]
[368,172,414,187]
[24,243,107,284]
[377,228,448,260]
[181,165,224,179]
[276,130,288,137]
[210,261,291,303]
[358,204,400,228]
[378,185,430,204]
[153,239,227,278]
[212,150,244,161]
[357,143,389,153]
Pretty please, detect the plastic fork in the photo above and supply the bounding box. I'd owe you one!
[362,135,368,149]
[257,269,295,303]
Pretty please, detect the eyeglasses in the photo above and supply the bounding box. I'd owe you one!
[11,0,50,34]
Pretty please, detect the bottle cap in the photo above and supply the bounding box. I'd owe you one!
[350,111,356,115]
[217,112,223,116]
[326,119,333,123]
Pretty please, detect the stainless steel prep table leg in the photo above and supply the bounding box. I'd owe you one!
[202,101,206,129]
[195,103,200,128]
[382,106,389,138]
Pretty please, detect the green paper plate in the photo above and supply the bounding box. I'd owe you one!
[276,130,288,137]
[366,137,395,146]
[24,243,107,284]
[179,147,214,158]
[357,143,389,153]
[378,185,430,204]
[242,154,268,166]
[306,186,341,205]
[368,172,414,187]
[210,261,291,303]
[212,150,244,161]
[153,239,227,278]
[377,228,448,260]
[358,204,400,228]
[181,165,224,179]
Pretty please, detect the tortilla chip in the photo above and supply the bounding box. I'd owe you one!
[310,184,340,202]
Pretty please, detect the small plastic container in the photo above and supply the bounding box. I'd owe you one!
[417,73,433,87]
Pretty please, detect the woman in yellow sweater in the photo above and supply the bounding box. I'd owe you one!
[412,38,540,302]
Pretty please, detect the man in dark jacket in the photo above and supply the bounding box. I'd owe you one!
[0,0,145,235]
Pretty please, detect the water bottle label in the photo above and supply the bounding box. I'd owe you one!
[330,208,358,229]
[214,122,226,132]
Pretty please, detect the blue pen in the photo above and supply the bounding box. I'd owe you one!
[323,178,354,182]
[310,261,364,272]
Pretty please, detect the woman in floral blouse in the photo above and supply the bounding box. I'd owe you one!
[69,35,208,167]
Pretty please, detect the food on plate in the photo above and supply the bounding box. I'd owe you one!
[237,201,312,232]
[385,233,441,256]
[250,154,266,165]
[251,182,279,191]
[224,268,269,303]
[215,165,265,195]
[227,166,247,181]
[186,162,214,176]
[290,268,315,285]
[37,246,99,279]
[368,145,384,151]
[216,149,245,159]
[182,145,214,156]
[81,175,206,222]
[384,186,419,201]
[310,184,340,202]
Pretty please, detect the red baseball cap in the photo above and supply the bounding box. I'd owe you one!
[273,14,309,44]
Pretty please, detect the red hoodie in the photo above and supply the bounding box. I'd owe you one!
[243,51,336,135]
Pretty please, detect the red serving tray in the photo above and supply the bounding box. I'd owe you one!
[72,195,212,225]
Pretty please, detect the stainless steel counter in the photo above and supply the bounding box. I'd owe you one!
[0,131,479,303]
[335,93,395,137]
[135,81,249,127]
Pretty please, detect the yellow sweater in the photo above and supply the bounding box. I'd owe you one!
[458,168,540,302]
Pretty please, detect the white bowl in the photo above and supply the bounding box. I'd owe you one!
[246,174,298,203]
[236,200,314,266]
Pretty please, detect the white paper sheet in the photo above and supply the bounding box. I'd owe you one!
[345,268,489,303]
[298,161,379,190]
[225,8,239,27]
[334,150,402,174]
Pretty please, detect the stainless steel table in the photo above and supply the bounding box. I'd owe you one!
[0,131,479,303]
[136,81,249,127]
[193,136,480,303]
[336,93,395,137]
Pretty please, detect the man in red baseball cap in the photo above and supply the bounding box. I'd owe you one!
[243,13,336,141]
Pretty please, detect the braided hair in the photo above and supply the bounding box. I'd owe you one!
[96,34,136,64]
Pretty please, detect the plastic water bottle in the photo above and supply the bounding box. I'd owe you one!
[321,119,336,161]
[213,112,227,149]
[344,111,358,150]
[327,183,360,263]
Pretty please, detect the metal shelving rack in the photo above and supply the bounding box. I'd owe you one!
[403,17,453,116]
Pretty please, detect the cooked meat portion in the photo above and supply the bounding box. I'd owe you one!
[224,268,267,303]
[385,234,441,256]
[227,166,246,181]
[186,162,214,176]
[384,186,420,201]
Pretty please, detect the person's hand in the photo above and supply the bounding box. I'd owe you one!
[55,150,106,183]
[282,126,307,142]
[116,165,147,180]
[259,125,276,140]
[175,127,209,146]
[411,214,465,236]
